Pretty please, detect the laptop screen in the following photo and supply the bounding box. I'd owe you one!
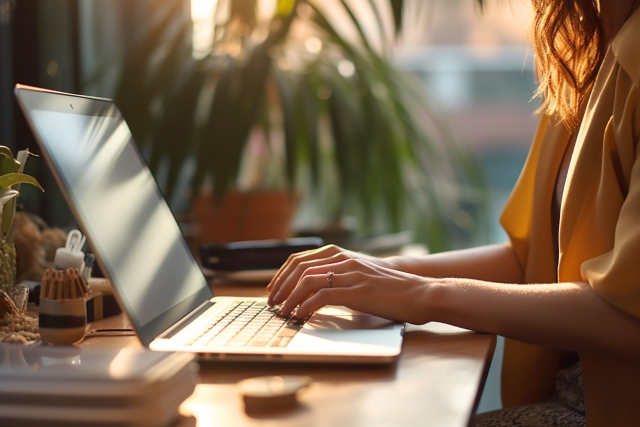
[16,87,213,344]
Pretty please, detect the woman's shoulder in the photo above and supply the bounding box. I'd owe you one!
[612,7,640,88]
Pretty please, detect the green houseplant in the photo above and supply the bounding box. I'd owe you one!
[0,148,44,292]
[112,0,487,251]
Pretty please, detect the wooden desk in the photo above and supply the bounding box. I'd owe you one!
[81,283,496,427]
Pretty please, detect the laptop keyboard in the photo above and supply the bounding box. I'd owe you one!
[184,301,306,348]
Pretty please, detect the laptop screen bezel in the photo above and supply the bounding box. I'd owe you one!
[14,84,215,346]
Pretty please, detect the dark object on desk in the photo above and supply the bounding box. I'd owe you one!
[86,292,122,322]
[86,277,121,322]
[201,237,323,271]
[28,285,40,304]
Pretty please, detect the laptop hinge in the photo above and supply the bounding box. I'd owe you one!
[158,300,215,339]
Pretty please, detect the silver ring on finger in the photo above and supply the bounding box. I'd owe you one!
[327,271,334,289]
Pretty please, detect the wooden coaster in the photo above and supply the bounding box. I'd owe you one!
[237,375,311,411]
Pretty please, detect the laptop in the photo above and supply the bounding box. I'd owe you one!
[15,85,404,363]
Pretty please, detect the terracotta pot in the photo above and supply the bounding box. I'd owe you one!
[189,190,298,244]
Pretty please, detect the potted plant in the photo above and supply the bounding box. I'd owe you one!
[0,148,44,292]
[112,0,487,251]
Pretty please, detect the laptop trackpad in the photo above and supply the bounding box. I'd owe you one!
[304,314,395,331]
[307,305,395,330]
[290,306,400,350]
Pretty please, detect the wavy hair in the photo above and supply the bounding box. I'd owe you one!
[530,0,605,130]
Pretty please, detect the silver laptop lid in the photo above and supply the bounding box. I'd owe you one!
[15,85,213,345]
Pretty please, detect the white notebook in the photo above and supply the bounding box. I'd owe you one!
[0,344,197,427]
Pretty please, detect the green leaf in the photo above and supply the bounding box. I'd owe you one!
[0,147,19,175]
[0,174,43,238]
[0,189,18,238]
[190,1,299,202]
[150,65,208,201]
[114,1,191,147]
[296,72,320,187]
[366,0,388,53]
[273,67,298,188]
[0,173,44,192]
[389,0,404,35]
[338,0,374,54]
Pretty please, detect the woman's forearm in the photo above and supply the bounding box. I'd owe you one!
[273,244,640,361]
[425,278,640,361]
[386,243,524,284]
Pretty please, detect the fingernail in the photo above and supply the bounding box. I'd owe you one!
[272,291,282,303]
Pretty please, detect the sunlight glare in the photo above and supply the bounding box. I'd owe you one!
[338,59,355,77]
[191,0,218,58]
[305,37,322,54]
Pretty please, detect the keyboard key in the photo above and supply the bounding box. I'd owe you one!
[183,301,301,349]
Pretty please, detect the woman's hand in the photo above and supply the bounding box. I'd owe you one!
[272,257,432,324]
[267,245,395,306]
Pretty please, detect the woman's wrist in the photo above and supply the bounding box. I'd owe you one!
[382,255,419,273]
[406,276,441,325]
[418,277,454,325]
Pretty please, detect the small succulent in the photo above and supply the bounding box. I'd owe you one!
[0,147,44,239]
[0,146,44,292]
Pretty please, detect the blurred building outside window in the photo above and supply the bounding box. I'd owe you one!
[395,0,538,247]
[393,0,537,414]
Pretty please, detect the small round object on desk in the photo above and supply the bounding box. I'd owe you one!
[237,375,312,411]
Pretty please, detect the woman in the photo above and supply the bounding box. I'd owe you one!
[266,1,640,426]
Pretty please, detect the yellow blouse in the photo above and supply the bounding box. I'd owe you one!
[499,7,640,426]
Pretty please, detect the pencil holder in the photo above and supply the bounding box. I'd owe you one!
[39,298,87,345]
[38,268,90,345]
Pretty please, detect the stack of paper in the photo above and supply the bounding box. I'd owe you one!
[0,344,198,427]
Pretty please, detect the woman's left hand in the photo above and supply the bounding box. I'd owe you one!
[274,258,432,324]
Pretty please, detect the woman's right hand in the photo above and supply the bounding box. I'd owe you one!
[266,245,395,306]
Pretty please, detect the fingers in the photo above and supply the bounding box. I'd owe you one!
[277,273,327,316]
[267,245,346,305]
[268,245,342,291]
[268,252,349,305]
[278,264,368,316]
[295,287,359,319]
[266,248,318,292]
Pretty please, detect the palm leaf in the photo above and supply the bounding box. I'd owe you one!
[113,3,180,145]
[389,0,404,35]
[151,65,209,200]
[272,67,298,188]
[296,71,320,187]
[366,0,389,52]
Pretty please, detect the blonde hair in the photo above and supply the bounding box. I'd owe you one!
[530,0,605,130]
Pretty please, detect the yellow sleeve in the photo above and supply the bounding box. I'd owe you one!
[500,114,569,285]
[499,116,547,269]
[582,126,640,319]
